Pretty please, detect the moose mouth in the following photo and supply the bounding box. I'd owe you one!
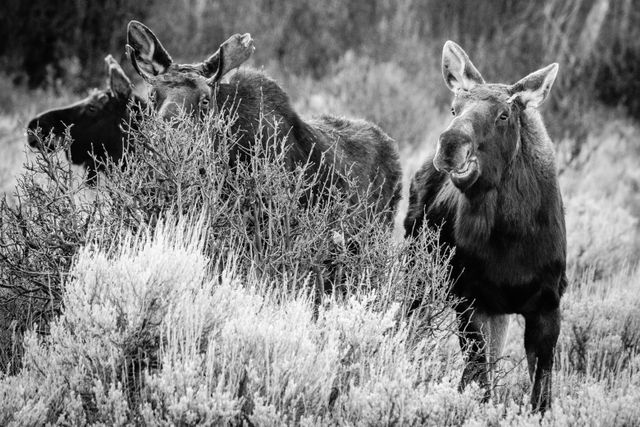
[27,132,40,148]
[449,156,480,191]
[26,130,63,151]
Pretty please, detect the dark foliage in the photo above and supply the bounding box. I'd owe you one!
[0,0,152,88]
[4,0,640,126]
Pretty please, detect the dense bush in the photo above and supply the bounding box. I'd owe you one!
[0,102,452,373]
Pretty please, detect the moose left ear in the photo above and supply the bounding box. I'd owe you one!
[509,63,559,108]
[105,55,132,99]
[126,20,173,81]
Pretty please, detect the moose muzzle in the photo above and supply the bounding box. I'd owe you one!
[434,128,480,191]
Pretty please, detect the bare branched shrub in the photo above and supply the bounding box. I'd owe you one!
[0,135,99,373]
[101,105,410,298]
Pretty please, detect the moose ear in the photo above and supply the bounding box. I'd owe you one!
[442,40,484,92]
[200,48,222,79]
[509,63,559,108]
[105,55,132,99]
[202,33,254,82]
[126,20,172,80]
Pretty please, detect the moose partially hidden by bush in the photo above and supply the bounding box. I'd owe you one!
[26,33,253,186]
[125,20,402,220]
[404,41,567,412]
[26,56,146,185]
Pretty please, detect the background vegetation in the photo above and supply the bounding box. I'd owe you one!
[0,0,639,424]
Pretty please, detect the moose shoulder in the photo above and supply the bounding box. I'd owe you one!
[126,20,401,219]
[404,41,567,412]
[27,56,145,185]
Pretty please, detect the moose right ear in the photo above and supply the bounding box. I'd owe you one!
[126,20,172,80]
[202,33,255,82]
[442,40,484,92]
[105,55,132,99]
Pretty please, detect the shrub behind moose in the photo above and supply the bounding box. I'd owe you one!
[404,41,567,412]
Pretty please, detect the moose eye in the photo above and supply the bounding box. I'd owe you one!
[87,105,98,113]
[450,107,456,116]
[499,111,509,121]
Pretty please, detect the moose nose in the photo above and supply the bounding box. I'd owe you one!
[159,102,180,121]
[434,129,472,173]
[26,119,40,148]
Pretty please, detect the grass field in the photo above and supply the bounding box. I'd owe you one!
[0,55,639,425]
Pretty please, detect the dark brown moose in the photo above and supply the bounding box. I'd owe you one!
[125,20,402,220]
[404,41,567,413]
[27,56,146,185]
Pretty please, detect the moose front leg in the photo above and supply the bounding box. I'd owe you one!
[85,164,99,187]
[524,307,560,413]
[456,305,491,401]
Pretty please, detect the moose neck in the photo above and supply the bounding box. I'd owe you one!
[213,72,323,170]
[454,108,553,249]
[129,95,147,121]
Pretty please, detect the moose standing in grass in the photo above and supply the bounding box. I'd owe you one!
[404,41,567,412]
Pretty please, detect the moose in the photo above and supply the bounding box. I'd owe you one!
[26,55,146,185]
[26,33,252,186]
[404,41,567,412]
[125,21,402,221]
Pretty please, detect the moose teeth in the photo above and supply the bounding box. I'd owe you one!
[451,159,477,179]
[455,163,470,174]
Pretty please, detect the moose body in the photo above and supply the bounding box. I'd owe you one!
[216,71,401,217]
[126,21,401,218]
[27,56,145,184]
[404,41,567,412]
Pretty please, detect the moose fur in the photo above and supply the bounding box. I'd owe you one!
[404,41,567,412]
